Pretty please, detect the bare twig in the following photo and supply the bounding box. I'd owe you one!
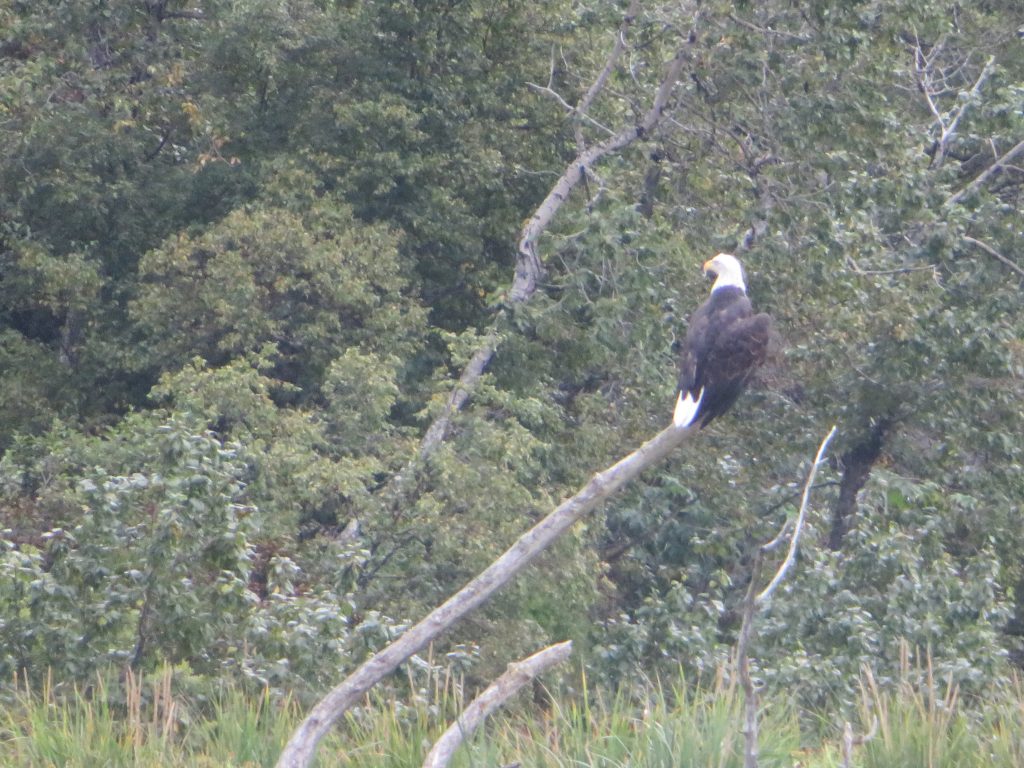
[725,13,811,43]
[846,254,938,277]
[962,235,1024,280]
[525,82,616,136]
[276,421,699,767]
[853,266,938,277]
[422,641,573,768]
[757,425,837,604]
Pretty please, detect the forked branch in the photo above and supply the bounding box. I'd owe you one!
[737,425,837,768]
[757,425,837,604]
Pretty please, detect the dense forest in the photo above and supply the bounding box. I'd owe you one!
[2,0,1023,762]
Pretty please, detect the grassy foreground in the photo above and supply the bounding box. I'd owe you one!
[1,664,1022,767]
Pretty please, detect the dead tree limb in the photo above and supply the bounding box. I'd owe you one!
[276,422,698,767]
[737,552,766,768]
[417,6,699,457]
[962,235,1024,280]
[910,33,994,169]
[421,641,573,768]
[737,425,837,768]
[526,0,640,150]
[571,0,642,153]
[760,425,837,603]
[945,137,1024,207]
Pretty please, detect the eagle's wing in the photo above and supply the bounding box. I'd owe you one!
[675,289,770,428]
[679,295,754,392]
[690,312,771,426]
[705,313,772,384]
[677,308,711,395]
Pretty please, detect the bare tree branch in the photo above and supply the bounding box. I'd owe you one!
[941,56,994,146]
[417,8,699,457]
[572,0,642,152]
[735,425,837,768]
[525,82,616,137]
[757,425,837,604]
[419,340,498,458]
[962,235,1024,280]
[422,641,573,768]
[513,39,693,303]
[910,31,994,169]
[946,138,1024,207]
[276,421,699,767]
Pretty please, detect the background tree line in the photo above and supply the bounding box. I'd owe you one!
[1,0,1023,719]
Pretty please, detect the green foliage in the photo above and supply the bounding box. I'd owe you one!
[131,195,424,396]
[758,473,1010,712]
[0,415,254,680]
[0,0,256,429]
[0,415,388,692]
[1,0,1024,745]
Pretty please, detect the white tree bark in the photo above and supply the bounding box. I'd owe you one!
[421,641,573,768]
[945,138,1024,207]
[276,422,698,767]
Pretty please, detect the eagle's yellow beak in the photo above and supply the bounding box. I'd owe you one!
[702,258,716,274]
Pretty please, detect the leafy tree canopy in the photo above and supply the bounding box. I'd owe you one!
[1,0,1022,714]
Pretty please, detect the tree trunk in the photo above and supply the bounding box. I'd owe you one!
[828,419,890,551]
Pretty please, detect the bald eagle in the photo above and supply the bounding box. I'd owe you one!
[674,253,772,428]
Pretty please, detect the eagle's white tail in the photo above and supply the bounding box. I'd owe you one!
[671,387,704,430]
[673,387,704,427]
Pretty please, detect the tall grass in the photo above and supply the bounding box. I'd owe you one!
[856,646,1024,768]
[1,659,1021,767]
[1,668,180,767]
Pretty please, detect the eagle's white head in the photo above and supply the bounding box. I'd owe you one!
[703,253,746,293]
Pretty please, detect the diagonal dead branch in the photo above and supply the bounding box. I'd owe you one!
[736,425,837,768]
[757,425,837,604]
[422,641,573,768]
[940,56,994,144]
[276,421,699,767]
[572,0,642,152]
[962,235,1024,280]
[510,37,693,309]
[946,138,1024,207]
[418,9,699,457]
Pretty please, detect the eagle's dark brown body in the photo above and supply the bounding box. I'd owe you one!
[675,267,771,428]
